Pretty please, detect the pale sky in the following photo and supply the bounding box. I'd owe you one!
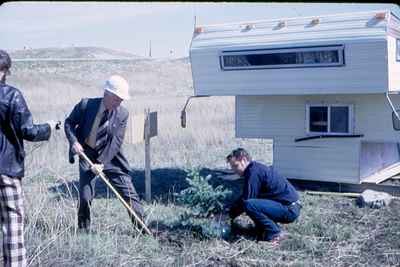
[1,2,399,58]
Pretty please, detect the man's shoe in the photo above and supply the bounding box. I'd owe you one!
[257,231,288,244]
[77,220,91,234]
[269,232,288,246]
[77,226,91,234]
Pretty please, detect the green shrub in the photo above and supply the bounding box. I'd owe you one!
[175,169,232,217]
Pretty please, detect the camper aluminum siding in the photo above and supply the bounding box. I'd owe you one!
[236,94,400,183]
[190,10,398,96]
[189,10,400,183]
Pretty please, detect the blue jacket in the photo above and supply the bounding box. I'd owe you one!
[0,82,51,178]
[229,161,299,219]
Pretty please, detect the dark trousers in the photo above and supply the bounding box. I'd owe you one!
[243,199,300,240]
[77,149,143,230]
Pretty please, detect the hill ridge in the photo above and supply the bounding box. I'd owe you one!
[9,46,144,60]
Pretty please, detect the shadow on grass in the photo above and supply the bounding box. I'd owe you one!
[149,218,257,245]
[48,168,243,206]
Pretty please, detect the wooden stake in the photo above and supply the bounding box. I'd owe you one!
[145,108,151,202]
[78,151,153,236]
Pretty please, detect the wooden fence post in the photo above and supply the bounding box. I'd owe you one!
[144,108,151,202]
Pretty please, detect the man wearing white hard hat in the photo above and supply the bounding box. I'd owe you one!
[64,75,145,233]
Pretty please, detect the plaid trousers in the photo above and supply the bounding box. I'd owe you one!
[0,175,26,267]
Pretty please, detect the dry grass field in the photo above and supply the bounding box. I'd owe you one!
[1,55,400,266]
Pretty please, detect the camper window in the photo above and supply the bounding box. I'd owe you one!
[309,106,328,132]
[307,104,352,135]
[220,45,344,70]
[397,39,400,61]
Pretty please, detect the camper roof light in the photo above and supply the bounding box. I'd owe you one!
[194,27,204,34]
[374,12,386,20]
[310,18,320,26]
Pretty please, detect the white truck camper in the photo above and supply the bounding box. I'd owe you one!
[188,10,400,184]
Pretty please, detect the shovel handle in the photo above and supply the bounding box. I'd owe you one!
[78,151,153,236]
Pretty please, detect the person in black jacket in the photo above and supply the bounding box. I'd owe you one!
[0,50,58,267]
[227,148,301,244]
[64,75,145,233]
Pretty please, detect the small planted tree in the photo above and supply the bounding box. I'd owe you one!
[176,169,232,217]
[172,169,233,239]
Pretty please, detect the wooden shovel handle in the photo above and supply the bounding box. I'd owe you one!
[78,151,153,236]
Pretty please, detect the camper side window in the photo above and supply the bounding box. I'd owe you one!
[220,45,345,70]
[307,104,353,135]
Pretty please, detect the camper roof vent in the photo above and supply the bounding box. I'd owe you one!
[310,18,320,26]
[277,21,286,29]
[241,23,254,31]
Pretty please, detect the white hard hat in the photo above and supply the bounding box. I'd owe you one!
[104,75,131,100]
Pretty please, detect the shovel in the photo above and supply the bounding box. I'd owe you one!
[78,150,153,236]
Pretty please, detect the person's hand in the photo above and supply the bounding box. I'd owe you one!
[90,163,104,175]
[47,120,62,130]
[72,142,84,155]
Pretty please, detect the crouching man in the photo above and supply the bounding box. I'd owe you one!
[227,148,301,245]
[64,75,145,233]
